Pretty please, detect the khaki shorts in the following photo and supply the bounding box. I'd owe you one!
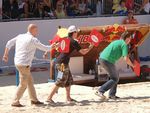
[55,63,73,87]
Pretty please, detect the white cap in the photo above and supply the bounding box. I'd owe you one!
[68,25,80,33]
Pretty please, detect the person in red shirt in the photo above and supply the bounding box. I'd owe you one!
[125,0,134,10]
[123,10,138,24]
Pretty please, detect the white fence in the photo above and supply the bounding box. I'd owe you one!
[0,15,150,67]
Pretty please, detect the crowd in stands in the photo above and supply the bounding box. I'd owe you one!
[112,0,150,15]
[1,0,150,20]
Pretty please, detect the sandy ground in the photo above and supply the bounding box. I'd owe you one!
[0,73,150,113]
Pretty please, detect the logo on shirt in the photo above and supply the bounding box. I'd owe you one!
[60,40,65,50]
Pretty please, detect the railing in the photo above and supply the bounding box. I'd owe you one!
[1,13,148,23]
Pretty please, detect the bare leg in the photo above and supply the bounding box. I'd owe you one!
[47,84,59,101]
[65,86,72,101]
[50,60,55,80]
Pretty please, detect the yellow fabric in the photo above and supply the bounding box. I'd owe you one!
[56,28,68,38]
[113,6,127,14]
[112,0,120,10]
[55,10,66,19]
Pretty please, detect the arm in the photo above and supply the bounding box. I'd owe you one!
[2,48,9,63]
[122,42,135,68]
[138,0,149,12]
[33,38,59,52]
[122,18,128,24]
[79,44,93,55]
[53,10,57,18]
[133,19,138,24]
[2,37,17,62]
[43,51,49,59]
[33,38,51,51]
[124,56,135,68]
[24,3,29,18]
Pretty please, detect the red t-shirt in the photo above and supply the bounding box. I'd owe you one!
[125,0,134,10]
[123,18,138,24]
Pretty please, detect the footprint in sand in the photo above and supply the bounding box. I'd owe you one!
[142,99,150,102]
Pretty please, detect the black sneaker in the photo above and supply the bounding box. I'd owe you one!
[109,96,120,100]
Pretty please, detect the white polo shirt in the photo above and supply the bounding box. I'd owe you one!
[6,32,51,66]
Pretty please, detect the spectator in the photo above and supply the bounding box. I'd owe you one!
[29,0,38,18]
[33,0,45,18]
[89,0,96,13]
[85,0,93,14]
[2,0,11,19]
[66,0,79,16]
[43,0,53,17]
[10,0,19,19]
[54,0,68,11]
[123,10,138,24]
[96,0,102,16]
[56,0,69,13]
[139,0,150,14]
[18,0,37,18]
[112,0,120,12]
[19,0,30,18]
[63,0,69,10]
[56,0,65,7]
[0,7,2,19]
[53,2,67,18]
[52,0,59,9]
[103,0,113,14]
[125,0,134,10]
[18,0,25,17]
[78,0,93,16]
[113,0,127,15]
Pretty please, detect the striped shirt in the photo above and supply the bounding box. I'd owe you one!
[6,32,51,66]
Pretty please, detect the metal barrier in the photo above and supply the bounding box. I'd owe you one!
[0,58,50,86]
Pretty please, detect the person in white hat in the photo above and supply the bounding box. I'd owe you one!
[46,25,94,104]
[67,25,80,33]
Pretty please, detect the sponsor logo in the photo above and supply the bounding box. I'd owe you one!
[91,35,98,43]
[77,35,90,43]
[60,40,65,50]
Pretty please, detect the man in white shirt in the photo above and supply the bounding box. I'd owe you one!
[2,24,56,107]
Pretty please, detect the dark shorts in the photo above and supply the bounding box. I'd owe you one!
[55,63,73,87]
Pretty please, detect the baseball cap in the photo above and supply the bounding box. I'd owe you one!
[68,25,80,33]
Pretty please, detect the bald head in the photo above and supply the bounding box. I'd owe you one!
[27,24,38,37]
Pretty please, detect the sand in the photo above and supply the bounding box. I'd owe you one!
[0,74,150,113]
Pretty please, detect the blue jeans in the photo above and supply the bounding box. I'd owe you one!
[99,59,119,96]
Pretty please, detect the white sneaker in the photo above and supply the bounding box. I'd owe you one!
[95,90,106,100]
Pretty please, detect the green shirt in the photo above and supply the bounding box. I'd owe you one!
[100,40,128,64]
